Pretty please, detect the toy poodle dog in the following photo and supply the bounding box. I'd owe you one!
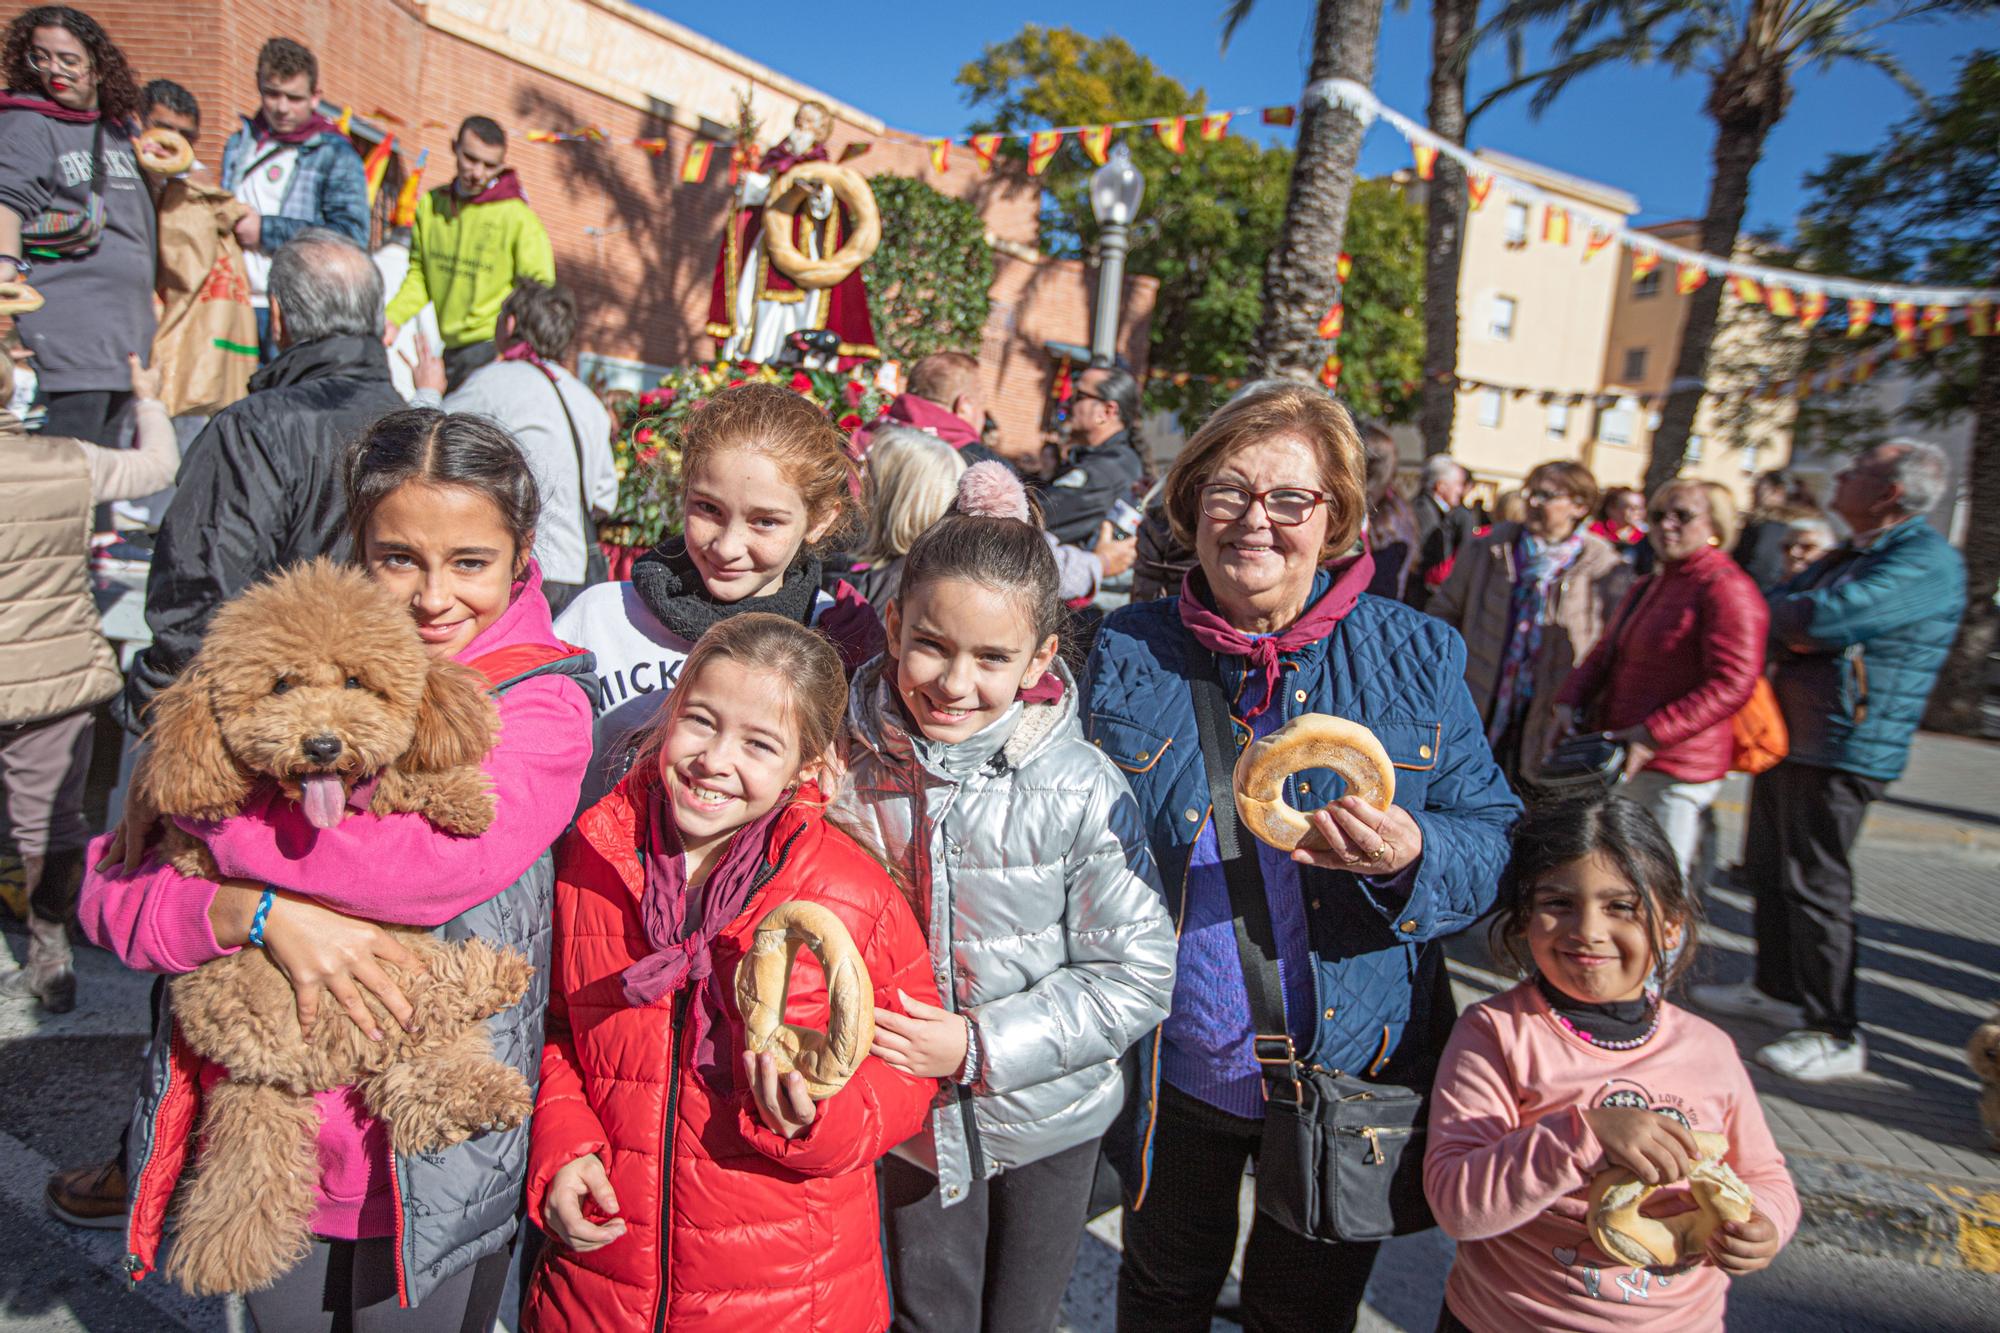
[129,559,536,1295]
[1969,1008,2000,1151]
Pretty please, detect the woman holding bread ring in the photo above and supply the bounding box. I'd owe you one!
[1082,381,1519,1332]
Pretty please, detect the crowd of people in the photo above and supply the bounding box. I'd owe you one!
[0,6,1979,1333]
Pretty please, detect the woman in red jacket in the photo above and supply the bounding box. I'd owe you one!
[1555,480,1769,882]
[524,613,939,1332]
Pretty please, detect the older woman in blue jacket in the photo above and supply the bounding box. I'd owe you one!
[1083,383,1518,1332]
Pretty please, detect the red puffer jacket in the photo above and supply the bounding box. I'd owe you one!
[1559,544,1769,781]
[523,775,940,1332]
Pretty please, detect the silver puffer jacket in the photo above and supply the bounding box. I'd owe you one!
[838,657,1175,1205]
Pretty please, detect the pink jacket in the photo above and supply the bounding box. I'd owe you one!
[78,564,593,1239]
[1424,982,1799,1333]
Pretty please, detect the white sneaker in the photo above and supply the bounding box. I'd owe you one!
[1690,981,1806,1028]
[1756,1029,1867,1082]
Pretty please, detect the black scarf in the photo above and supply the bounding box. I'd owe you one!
[630,538,822,644]
[1535,973,1654,1043]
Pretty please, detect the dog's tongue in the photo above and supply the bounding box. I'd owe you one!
[299,774,348,829]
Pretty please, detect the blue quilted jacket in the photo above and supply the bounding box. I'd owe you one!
[1767,516,1964,781]
[220,119,371,252]
[1081,578,1519,1207]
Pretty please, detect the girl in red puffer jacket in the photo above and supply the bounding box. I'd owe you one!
[524,614,939,1332]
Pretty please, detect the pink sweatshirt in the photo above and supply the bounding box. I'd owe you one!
[1424,982,1799,1333]
[77,565,592,1240]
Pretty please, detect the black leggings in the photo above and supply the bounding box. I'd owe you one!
[1117,1083,1380,1333]
[242,1236,510,1333]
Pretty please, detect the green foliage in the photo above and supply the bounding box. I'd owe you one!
[956,25,1425,425]
[863,175,994,364]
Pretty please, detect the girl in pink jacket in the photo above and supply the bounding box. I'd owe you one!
[79,409,593,1329]
[1424,794,1798,1332]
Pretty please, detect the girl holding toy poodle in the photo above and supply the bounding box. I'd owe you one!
[79,409,594,1327]
[834,461,1175,1333]
[523,613,937,1332]
[1423,794,1798,1332]
[556,381,883,806]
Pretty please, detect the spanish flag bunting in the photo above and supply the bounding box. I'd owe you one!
[1026,130,1063,176]
[1467,171,1493,210]
[1767,284,1796,318]
[1631,248,1660,280]
[1799,289,1827,330]
[1972,301,1995,337]
[1583,227,1615,262]
[1675,262,1707,295]
[1542,205,1570,245]
[1793,372,1814,401]
[972,134,1004,172]
[370,106,406,127]
[635,138,666,157]
[1413,143,1439,181]
[392,148,427,229]
[681,141,714,184]
[1731,275,1764,306]
[1172,371,1192,386]
[335,106,353,137]
[1336,252,1353,283]
[1155,117,1187,154]
[1922,304,1951,351]
[1319,353,1341,390]
[1851,355,1877,386]
[1821,358,1847,392]
[1892,302,1918,357]
[927,139,950,174]
[1200,111,1232,142]
[1080,125,1114,167]
[1316,302,1344,340]
[526,130,562,144]
[361,135,394,205]
[1846,298,1875,335]
[1262,105,1296,127]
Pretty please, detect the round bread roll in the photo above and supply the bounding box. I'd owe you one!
[1233,713,1395,851]
[734,899,875,1099]
[763,160,881,289]
[136,126,195,175]
[0,280,44,316]
[1588,1130,1755,1269]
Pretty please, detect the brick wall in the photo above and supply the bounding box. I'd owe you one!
[74,0,1151,455]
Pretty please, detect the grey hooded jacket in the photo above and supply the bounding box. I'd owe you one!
[837,657,1175,1205]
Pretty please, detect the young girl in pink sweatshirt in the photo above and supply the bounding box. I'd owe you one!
[1424,794,1798,1332]
[78,409,594,1330]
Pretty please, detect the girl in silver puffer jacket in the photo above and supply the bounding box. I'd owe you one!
[836,463,1175,1333]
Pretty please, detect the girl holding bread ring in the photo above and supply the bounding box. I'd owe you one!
[1423,794,1798,1331]
[525,615,939,1332]
[1082,383,1519,1329]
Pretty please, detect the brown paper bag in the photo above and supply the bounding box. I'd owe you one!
[151,179,259,418]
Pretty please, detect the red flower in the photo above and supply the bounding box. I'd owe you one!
[659,386,677,405]
[635,427,655,444]
[736,359,759,373]
[837,413,863,433]
[789,371,814,393]
[639,446,661,464]
[843,380,866,407]
[728,377,746,388]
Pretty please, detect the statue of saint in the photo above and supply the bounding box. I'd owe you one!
[705,101,878,364]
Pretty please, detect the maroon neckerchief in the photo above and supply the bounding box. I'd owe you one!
[457,168,525,206]
[251,110,340,146]
[756,140,829,178]
[1177,552,1376,719]
[622,774,789,1089]
[0,90,98,123]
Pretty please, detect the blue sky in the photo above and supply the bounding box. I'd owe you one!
[650,2,1993,234]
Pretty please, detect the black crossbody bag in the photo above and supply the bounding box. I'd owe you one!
[1187,657,1435,1243]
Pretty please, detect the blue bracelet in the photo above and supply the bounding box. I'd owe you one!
[247,888,275,948]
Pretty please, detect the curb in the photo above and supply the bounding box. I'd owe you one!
[1788,1154,2000,1273]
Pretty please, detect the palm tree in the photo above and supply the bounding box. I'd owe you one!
[1474,0,1965,494]
[1227,0,1390,381]
[1420,0,1481,456]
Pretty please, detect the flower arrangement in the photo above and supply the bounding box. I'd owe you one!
[601,360,893,550]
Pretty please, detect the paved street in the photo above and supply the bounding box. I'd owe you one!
[1,733,1994,1330]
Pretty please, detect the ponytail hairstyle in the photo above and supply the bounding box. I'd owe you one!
[345,408,540,574]
[898,461,1065,644]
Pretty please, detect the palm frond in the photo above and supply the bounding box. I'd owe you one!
[1219,0,1258,52]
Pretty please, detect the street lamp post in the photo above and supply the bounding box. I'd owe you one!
[1088,142,1145,366]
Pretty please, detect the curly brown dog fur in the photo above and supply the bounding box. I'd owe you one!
[1969,1009,2000,1152]
[132,559,534,1296]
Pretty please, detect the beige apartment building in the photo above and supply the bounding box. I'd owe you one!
[1439,152,1799,505]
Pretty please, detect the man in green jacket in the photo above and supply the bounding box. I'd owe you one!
[1697,440,1965,1083]
[383,115,554,390]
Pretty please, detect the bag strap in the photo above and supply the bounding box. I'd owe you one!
[1187,654,1299,1089]
[529,359,599,551]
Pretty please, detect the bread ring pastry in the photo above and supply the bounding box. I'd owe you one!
[1588,1130,1755,1269]
[136,126,195,176]
[1233,713,1395,851]
[0,280,44,315]
[734,899,875,1098]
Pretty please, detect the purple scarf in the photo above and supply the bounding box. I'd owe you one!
[1177,552,1376,718]
[622,776,789,1089]
[251,110,342,146]
[1489,527,1587,743]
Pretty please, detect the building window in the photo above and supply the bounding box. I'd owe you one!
[1598,403,1634,446]
[1478,388,1503,428]
[1504,201,1530,247]
[1547,401,1570,438]
[1489,295,1518,341]
[1635,270,1661,299]
[1622,347,1647,381]
[1686,433,1704,462]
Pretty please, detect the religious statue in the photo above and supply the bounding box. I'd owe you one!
[706,101,880,364]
